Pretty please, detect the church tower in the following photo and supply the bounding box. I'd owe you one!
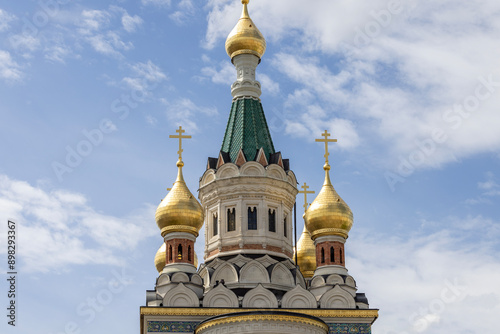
[141,1,378,333]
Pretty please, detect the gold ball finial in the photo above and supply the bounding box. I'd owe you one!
[323,164,331,171]
[225,0,266,60]
[176,160,184,168]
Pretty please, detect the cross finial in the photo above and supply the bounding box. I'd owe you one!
[315,130,337,165]
[298,182,315,212]
[169,126,192,162]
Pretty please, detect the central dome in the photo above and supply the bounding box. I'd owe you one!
[225,0,266,60]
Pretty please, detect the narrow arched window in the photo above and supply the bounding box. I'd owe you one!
[177,244,182,260]
[227,208,236,232]
[268,209,276,232]
[213,213,218,236]
[321,247,325,264]
[283,216,287,237]
[248,207,257,230]
[188,245,192,262]
[168,245,172,261]
[330,247,335,263]
[340,248,343,264]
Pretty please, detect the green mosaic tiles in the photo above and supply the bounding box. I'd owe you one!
[221,98,275,163]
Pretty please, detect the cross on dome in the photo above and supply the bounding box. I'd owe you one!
[298,182,315,212]
[315,130,337,166]
[169,126,192,163]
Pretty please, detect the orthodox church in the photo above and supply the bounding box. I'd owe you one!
[140,1,378,333]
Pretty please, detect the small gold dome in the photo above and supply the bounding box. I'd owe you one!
[225,0,266,60]
[294,226,317,278]
[155,161,204,237]
[154,243,198,273]
[304,165,353,240]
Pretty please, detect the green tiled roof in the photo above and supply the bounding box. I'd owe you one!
[221,98,275,162]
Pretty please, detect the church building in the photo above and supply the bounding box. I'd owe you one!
[140,1,378,333]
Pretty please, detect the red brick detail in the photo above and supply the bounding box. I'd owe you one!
[316,241,345,268]
[208,244,292,258]
[165,238,195,265]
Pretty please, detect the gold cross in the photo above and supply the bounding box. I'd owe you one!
[315,130,337,165]
[169,126,191,161]
[298,182,315,211]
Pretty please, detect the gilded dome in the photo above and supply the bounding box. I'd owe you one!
[154,243,198,273]
[155,161,204,237]
[294,226,317,278]
[304,165,353,240]
[225,0,266,60]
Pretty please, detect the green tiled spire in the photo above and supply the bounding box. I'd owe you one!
[221,98,275,163]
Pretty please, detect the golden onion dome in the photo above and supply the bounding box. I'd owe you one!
[304,164,353,240]
[155,161,204,237]
[225,0,266,60]
[294,226,317,278]
[154,243,198,273]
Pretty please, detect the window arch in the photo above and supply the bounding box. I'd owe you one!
[248,207,257,230]
[321,247,325,264]
[188,245,192,262]
[339,248,343,264]
[168,245,172,261]
[227,208,236,232]
[330,247,335,263]
[268,209,276,232]
[177,244,183,260]
[213,212,218,236]
[283,216,287,237]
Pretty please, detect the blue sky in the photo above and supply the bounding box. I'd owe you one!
[1,0,499,333]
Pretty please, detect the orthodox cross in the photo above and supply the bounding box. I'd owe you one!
[169,126,191,161]
[298,182,315,212]
[315,130,337,165]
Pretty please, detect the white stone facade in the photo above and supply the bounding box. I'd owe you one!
[199,161,298,261]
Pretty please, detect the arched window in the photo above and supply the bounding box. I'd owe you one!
[213,213,218,236]
[283,216,287,237]
[177,244,183,260]
[268,209,276,232]
[340,248,343,264]
[248,207,257,230]
[321,247,325,264]
[330,247,335,263]
[188,245,192,262]
[168,245,172,261]
[227,208,236,232]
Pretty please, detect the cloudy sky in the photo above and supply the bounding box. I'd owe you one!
[1,0,499,333]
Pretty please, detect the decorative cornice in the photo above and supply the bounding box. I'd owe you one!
[195,313,329,333]
[311,228,348,240]
[160,225,199,237]
[140,307,379,319]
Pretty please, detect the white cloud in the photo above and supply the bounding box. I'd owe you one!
[201,61,234,85]
[0,50,23,82]
[163,98,218,132]
[169,0,195,24]
[122,13,143,32]
[79,9,111,34]
[259,73,280,96]
[205,0,500,172]
[9,34,41,53]
[349,215,500,333]
[0,8,16,32]
[0,174,157,273]
[121,60,167,94]
[86,31,133,57]
[142,0,171,7]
